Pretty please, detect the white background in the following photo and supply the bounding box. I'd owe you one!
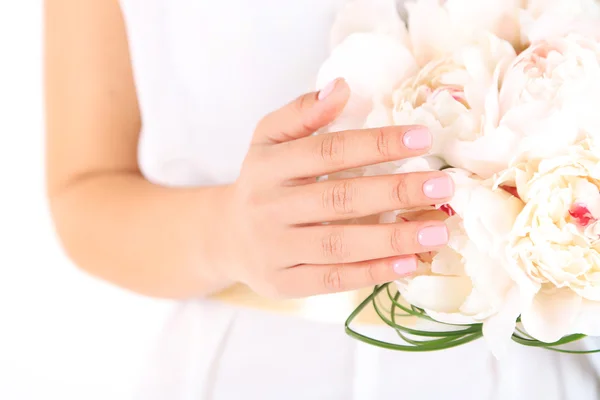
[0,2,175,399]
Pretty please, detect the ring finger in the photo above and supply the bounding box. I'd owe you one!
[283,221,449,265]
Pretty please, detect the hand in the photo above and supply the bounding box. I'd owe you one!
[223,78,454,298]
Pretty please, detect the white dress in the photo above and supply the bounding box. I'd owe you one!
[118,1,600,399]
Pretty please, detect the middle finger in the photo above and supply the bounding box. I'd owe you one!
[282,221,449,265]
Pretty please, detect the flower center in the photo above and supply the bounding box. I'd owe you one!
[500,185,520,200]
[519,45,557,78]
[569,202,597,228]
[431,86,469,108]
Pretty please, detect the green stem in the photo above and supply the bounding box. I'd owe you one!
[345,283,599,354]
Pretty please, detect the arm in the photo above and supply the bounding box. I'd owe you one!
[45,0,232,299]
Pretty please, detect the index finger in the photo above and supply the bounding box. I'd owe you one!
[269,125,432,180]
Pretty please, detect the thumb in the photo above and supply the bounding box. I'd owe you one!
[252,78,350,145]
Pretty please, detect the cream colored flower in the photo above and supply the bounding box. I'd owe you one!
[329,0,409,49]
[500,34,600,120]
[520,0,600,45]
[407,0,525,66]
[316,32,418,133]
[498,139,600,343]
[443,33,600,179]
[396,169,524,357]
[391,33,517,176]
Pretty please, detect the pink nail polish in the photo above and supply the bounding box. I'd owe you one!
[423,176,454,199]
[403,128,432,150]
[418,225,449,247]
[393,258,418,276]
[318,78,339,101]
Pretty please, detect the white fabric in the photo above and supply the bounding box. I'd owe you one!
[119,0,600,398]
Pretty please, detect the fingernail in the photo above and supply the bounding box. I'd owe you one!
[318,78,339,101]
[423,176,454,199]
[393,258,418,276]
[418,225,449,247]
[403,127,432,150]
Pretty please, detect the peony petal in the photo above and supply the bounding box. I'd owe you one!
[329,0,409,49]
[512,110,582,163]
[521,0,600,44]
[430,246,465,276]
[571,298,600,336]
[521,287,582,343]
[442,125,523,178]
[445,0,524,49]
[391,155,445,174]
[316,33,418,131]
[363,98,393,128]
[406,0,455,66]
[462,186,524,254]
[482,285,522,359]
[407,0,523,66]
[398,275,473,313]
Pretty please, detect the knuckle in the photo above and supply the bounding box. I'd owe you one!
[296,94,309,113]
[364,261,380,284]
[391,177,412,206]
[244,189,267,210]
[321,229,345,259]
[374,127,391,158]
[319,132,345,164]
[390,227,406,254]
[322,181,354,215]
[323,266,344,291]
[257,275,288,299]
[295,95,319,134]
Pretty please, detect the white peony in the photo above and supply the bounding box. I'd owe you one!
[396,169,524,357]
[520,0,600,44]
[316,32,418,133]
[498,139,600,343]
[445,33,600,179]
[391,33,517,176]
[329,0,409,49]
[406,0,525,66]
[316,0,418,133]
[501,34,600,114]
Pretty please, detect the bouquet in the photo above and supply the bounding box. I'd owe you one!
[316,0,600,357]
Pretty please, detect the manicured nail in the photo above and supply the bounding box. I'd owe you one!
[393,258,418,276]
[318,78,339,101]
[403,127,432,150]
[423,176,454,199]
[418,225,449,247]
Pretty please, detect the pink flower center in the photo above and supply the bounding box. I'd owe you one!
[519,44,557,78]
[430,86,469,108]
[569,203,597,227]
[500,185,520,200]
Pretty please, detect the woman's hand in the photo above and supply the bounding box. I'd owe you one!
[223,79,454,298]
[46,0,453,300]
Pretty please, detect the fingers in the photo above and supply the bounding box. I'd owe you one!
[272,255,418,297]
[270,125,432,180]
[252,78,350,145]
[281,171,454,224]
[283,221,449,265]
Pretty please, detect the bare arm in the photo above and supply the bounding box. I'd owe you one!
[45,0,232,298]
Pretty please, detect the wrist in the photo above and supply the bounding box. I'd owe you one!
[200,184,239,287]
